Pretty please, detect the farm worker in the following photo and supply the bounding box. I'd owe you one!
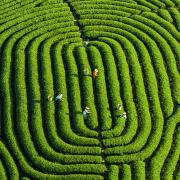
[47,95,53,101]
[116,104,122,111]
[55,94,63,101]
[83,68,90,75]
[83,106,91,119]
[84,40,89,47]
[92,68,98,78]
[122,112,127,120]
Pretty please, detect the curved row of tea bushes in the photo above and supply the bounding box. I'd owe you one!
[69,0,138,5]
[170,8,180,31]
[132,161,146,180]
[0,0,179,178]
[108,162,146,180]
[27,33,102,162]
[120,164,132,180]
[41,39,99,140]
[131,13,180,72]
[161,125,180,179]
[77,14,174,119]
[76,9,131,18]
[100,28,164,149]
[89,41,125,137]
[158,9,173,22]
[147,107,180,180]
[0,161,7,180]
[13,23,103,174]
[98,37,138,141]
[100,31,152,154]
[64,43,99,134]
[82,30,165,163]
[71,0,151,12]
[0,3,69,25]
[0,141,19,180]
[134,0,175,9]
[0,4,105,178]
[0,0,44,18]
[71,3,142,15]
[108,165,119,180]
[82,28,158,153]
[74,46,99,130]
[121,16,180,103]
[87,46,112,131]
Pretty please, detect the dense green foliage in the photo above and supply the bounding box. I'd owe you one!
[0,0,179,179]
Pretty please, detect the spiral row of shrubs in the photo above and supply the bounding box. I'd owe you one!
[0,0,179,179]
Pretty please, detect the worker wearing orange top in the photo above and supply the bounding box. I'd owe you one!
[92,68,98,78]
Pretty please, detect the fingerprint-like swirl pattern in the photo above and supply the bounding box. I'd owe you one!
[0,0,179,179]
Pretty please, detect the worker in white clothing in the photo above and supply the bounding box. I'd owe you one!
[83,107,91,119]
[116,104,122,111]
[55,94,63,101]
[122,112,127,120]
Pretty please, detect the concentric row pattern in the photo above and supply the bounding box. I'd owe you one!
[0,0,179,179]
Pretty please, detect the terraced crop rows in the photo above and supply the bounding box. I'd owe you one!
[0,0,179,179]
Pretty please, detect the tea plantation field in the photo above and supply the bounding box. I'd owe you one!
[0,0,180,179]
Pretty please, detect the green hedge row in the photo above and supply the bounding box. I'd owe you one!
[120,164,131,180]
[170,8,180,31]
[41,0,64,6]
[98,37,138,142]
[13,27,103,174]
[80,14,129,22]
[74,46,99,130]
[163,126,180,179]
[122,16,180,103]
[108,165,119,180]
[131,0,159,10]
[89,41,125,138]
[0,6,106,178]
[87,45,112,131]
[81,20,174,117]
[98,28,163,148]
[140,12,180,40]
[0,160,7,180]
[76,8,131,18]
[72,3,142,15]
[158,9,173,22]
[0,7,72,35]
[148,107,180,180]
[101,32,151,154]
[63,42,99,137]
[0,141,19,180]
[71,0,151,11]
[69,0,137,4]
[83,29,153,152]
[131,161,145,180]
[83,29,166,164]
[26,31,102,162]
[160,121,180,180]
[0,0,43,17]
[158,0,175,7]
[82,27,163,152]
[0,3,69,25]
[143,0,166,8]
